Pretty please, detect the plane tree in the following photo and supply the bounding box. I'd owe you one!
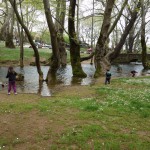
[9,0,43,81]
[0,0,15,48]
[94,0,142,77]
[141,0,150,69]
[68,0,87,77]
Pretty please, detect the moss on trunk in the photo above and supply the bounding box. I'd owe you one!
[5,33,15,48]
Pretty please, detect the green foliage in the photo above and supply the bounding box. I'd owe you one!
[63,34,69,44]
[41,31,51,44]
[24,0,44,10]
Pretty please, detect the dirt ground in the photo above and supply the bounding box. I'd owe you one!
[0,82,103,150]
[0,57,93,67]
[0,94,62,150]
[0,59,108,149]
[0,60,29,67]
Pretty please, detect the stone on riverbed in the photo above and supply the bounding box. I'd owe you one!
[16,73,24,81]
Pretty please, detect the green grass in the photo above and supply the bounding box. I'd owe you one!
[0,77,150,149]
[0,43,149,149]
[0,42,88,63]
[49,78,149,149]
[0,47,51,61]
[0,41,51,61]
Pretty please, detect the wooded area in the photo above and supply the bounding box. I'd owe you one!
[0,0,150,80]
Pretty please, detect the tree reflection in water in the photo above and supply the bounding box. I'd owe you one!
[0,64,150,96]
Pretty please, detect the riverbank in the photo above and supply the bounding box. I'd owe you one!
[0,46,51,66]
[0,44,90,67]
[0,76,150,149]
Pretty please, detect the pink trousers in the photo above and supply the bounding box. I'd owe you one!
[8,81,17,93]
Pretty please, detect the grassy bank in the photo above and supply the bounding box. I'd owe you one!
[0,42,88,65]
[0,44,51,62]
[0,76,150,150]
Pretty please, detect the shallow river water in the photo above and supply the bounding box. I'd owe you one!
[0,64,150,96]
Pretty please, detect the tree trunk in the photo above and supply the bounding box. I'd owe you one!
[58,32,67,67]
[43,0,60,82]
[55,0,67,67]
[94,0,141,77]
[0,0,8,41]
[18,1,24,67]
[20,28,24,67]
[141,0,149,69]
[109,1,141,62]
[133,33,140,52]
[94,0,115,77]
[6,6,15,48]
[17,21,24,67]
[1,3,15,48]
[108,0,128,37]
[127,22,140,53]
[68,0,86,77]
[128,27,135,53]
[9,0,43,81]
[5,32,15,48]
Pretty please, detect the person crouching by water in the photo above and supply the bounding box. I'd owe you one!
[6,66,17,95]
[105,69,112,85]
[131,70,137,77]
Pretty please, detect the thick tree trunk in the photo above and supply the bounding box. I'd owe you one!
[141,0,149,69]
[0,25,6,41]
[6,6,15,48]
[58,35,67,67]
[5,33,15,48]
[9,0,43,81]
[94,0,141,77]
[1,3,15,48]
[43,0,60,82]
[55,0,67,67]
[0,0,8,41]
[94,0,115,77]
[68,0,86,77]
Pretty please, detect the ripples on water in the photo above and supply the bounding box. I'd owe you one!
[0,64,150,96]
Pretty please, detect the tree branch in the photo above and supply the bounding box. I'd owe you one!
[80,52,95,62]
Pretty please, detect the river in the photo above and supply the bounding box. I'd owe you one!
[0,64,150,96]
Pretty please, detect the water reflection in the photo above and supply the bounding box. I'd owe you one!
[38,81,51,96]
[0,64,150,96]
[110,64,147,77]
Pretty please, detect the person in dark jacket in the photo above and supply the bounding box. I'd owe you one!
[131,70,137,77]
[6,66,17,95]
[105,69,112,84]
